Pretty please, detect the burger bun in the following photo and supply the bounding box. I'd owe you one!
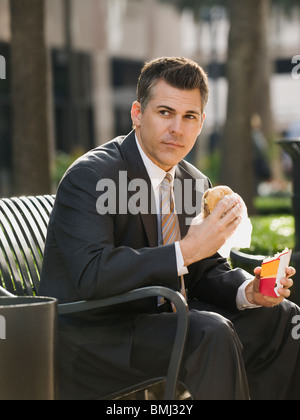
[202,186,234,218]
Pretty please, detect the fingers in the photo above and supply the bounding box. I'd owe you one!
[211,194,244,225]
[253,267,262,294]
[255,266,295,281]
[254,266,261,281]
[278,288,291,299]
[253,265,295,303]
[213,194,240,216]
[281,276,294,289]
[225,213,243,235]
[286,266,296,278]
[204,194,243,242]
[277,271,295,298]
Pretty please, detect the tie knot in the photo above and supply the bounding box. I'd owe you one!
[161,174,173,192]
[165,173,173,182]
[162,173,173,189]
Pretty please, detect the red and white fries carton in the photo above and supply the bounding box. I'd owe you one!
[259,248,292,297]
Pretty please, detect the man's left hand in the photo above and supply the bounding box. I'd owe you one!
[245,266,296,308]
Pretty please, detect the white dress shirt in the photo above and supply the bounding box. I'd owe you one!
[135,135,257,311]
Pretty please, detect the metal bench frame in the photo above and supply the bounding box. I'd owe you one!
[0,195,189,400]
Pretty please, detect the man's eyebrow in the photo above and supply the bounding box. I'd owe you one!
[156,105,201,115]
[156,105,175,111]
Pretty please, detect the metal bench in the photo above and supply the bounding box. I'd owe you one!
[0,195,189,400]
[230,248,265,272]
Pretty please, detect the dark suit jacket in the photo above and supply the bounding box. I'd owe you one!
[40,131,253,316]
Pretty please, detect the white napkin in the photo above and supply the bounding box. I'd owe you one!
[218,202,252,258]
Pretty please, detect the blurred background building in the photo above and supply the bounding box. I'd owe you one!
[0,0,299,197]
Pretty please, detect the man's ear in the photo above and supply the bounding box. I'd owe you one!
[198,113,206,135]
[131,101,142,127]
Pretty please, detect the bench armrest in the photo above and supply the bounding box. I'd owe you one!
[230,249,265,266]
[0,286,16,297]
[58,286,189,400]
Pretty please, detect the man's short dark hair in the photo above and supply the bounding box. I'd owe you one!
[137,57,209,114]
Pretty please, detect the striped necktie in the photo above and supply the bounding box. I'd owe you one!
[161,173,187,311]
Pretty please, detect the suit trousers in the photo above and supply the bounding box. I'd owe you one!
[131,299,300,400]
[58,299,300,400]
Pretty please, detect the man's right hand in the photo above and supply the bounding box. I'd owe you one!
[179,194,244,267]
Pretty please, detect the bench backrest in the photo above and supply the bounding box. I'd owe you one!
[0,195,55,296]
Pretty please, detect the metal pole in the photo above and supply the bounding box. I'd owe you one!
[278,139,300,305]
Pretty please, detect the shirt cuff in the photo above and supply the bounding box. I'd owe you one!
[175,241,189,276]
[237,279,262,311]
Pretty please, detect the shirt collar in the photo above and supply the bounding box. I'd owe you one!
[135,134,176,190]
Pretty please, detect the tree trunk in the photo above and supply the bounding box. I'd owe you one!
[254,0,273,142]
[221,0,266,214]
[10,0,52,196]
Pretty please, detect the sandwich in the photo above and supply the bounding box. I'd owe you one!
[202,186,234,218]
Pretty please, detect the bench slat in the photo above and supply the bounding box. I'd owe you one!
[0,196,54,296]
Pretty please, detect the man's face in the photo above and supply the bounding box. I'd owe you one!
[131,79,205,172]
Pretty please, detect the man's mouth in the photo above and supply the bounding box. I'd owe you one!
[162,142,184,149]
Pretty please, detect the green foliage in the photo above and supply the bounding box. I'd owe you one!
[243,214,295,256]
[254,196,292,215]
[52,148,85,186]
[199,150,221,186]
[241,196,294,256]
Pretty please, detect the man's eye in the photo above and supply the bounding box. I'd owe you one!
[185,114,196,120]
[160,110,171,116]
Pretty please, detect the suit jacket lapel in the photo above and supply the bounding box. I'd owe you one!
[175,164,200,240]
[120,132,158,247]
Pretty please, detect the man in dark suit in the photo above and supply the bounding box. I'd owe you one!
[40,57,299,400]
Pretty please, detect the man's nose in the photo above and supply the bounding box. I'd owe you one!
[169,117,184,136]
